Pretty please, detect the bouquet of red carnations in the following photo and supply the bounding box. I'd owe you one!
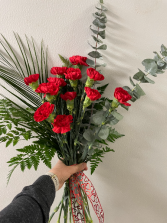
[0,0,167,222]
[24,57,132,223]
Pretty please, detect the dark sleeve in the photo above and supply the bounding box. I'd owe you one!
[0,175,56,223]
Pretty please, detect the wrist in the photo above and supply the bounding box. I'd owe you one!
[45,171,60,191]
[48,169,64,190]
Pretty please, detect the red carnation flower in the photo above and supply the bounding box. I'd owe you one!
[60,92,77,101]
[66,67,81,73]
[114,87,132,106]
[47,77,66,87]
[50,67,68,75]
[34,102,54,122]
[35,82,59,96]
[69,55,89,66]
[87,68,104,81]
[84,87,101,101]
[52,114,73,134]
[24,74,39,85]
[65,71,82,80]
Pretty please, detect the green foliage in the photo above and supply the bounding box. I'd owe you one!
[123,44,167,103]
[6,144,56,185]
[111,110,123,121]
[88,51,102,58]
[96,4,108,11]
[93,18,106,29]
[144,76,155,84]
[97,83,108,94]
[142,59,157,76]
[90,26,105,39]
[88,2,107,69]
[58,54,71,67]
[98,126,109,139]
[83,129,95,141]
[135,84,146,96]
[0,33,48,104]
[153,52,165,68]
[96,44,107,50]
[91,110,106,125]
[90,146,114,174]
[107,128,124,143]
[92,35,103,44]
[0,98,60,185]
[6,164,19,186]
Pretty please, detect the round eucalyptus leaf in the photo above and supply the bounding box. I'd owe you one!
[91,110,106,125]
[83,129,95,141]
[142,59,158,76]
[98,126,109,139]
[144,76,155,84]
[93,19,106,29]
[88,51,102,58]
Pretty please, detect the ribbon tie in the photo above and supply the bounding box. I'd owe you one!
[69,172,104,223]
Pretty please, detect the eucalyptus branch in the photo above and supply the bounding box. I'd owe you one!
[88,108,114,150]
[131,72,149,92]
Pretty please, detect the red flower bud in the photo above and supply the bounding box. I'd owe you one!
[24,74,39,85]
[87,68,104,81]
[52,114,73,134]
[34,102,54,122]
[84,87,101,101]
[69,55,89,66]
[60,92,77,101]
[50,67,68,75]
[114,87,132,106]
[47,77,66,87]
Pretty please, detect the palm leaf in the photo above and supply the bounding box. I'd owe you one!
[0,68,42,107]
[25,35,36,74]
[0,34,25,77]
[13,33,31,76]
[0,34,49,105]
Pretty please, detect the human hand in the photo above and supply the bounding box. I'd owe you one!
[48,160,88,190]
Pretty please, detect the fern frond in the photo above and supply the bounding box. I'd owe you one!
[6,143,56,185]
[90,146,115,174]
[107,128,124,143]
[58,54,71,67]
[6,163,19,186]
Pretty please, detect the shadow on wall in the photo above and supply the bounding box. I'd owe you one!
[90,1,167,222]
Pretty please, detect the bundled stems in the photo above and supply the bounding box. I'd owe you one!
[48,200,61,223]
[74,91,86,154]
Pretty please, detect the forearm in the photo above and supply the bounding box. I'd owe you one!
[0,175,56,223]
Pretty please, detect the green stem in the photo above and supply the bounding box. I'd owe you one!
[80,188,92,221]
[79,187,92,222]
[70,131,73,163]
[58,203,63,223]
[64,181,69,223]
[56,134,67,161]
[62,134,73,165]
[74,91,86,155]
[48,201,61,223]
[56,190,65,223]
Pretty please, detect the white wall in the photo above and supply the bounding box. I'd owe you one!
[0,0,167,222]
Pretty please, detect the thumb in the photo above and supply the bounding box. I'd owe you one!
[71,163,88,175]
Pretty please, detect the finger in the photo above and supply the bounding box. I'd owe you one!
[70,163,88,174]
